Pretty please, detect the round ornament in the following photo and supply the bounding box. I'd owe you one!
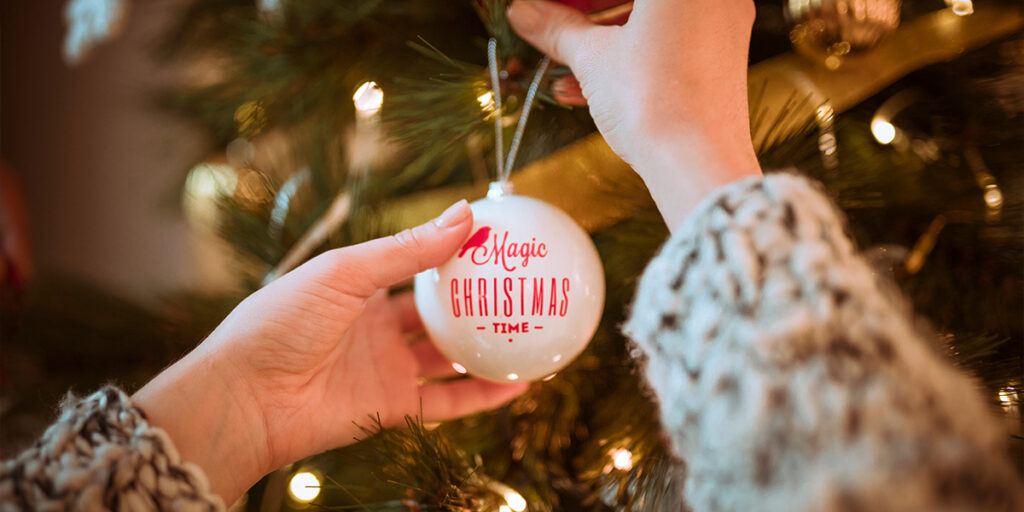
[785,0,901,68]
[414,186,605,382]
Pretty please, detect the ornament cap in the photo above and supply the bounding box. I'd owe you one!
[487,181,514,199]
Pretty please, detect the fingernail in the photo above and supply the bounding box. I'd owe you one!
[508,0,543,32]
[434,199,471,228]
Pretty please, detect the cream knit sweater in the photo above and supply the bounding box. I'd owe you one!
[625,174,1022,511]
[2,174,1021,511]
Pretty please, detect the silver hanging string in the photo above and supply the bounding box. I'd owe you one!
[487,38,551,185]
[504,56,551,179]
[487,39,505,181]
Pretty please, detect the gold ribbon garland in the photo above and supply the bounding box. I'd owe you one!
[381,4,1023,234]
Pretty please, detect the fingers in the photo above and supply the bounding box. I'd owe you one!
[323,200,473,298]
[507,0,608,70]
[419,379,529,421]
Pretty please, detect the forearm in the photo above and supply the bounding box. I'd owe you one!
[628,114,763,231]
[132,342,270,505]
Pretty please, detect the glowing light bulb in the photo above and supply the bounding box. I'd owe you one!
[871,119,897,145]
[999,389,1011,404]
[288,472,321,502]
[503,489,527,512]
[983,186,1003,209]
[946,0,973,16]
[353,81,384,115]
[610,448,634,471]
[452,362,468,374]
[499,506,512,512]
[478,91,496,111]
[185,162,237,199]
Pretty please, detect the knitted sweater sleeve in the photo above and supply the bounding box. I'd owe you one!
[624,173,1023,512]
[0,386,224,512]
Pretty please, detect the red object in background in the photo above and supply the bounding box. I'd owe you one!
[558,0,627,15]
[0,161,34,293]
[545,0,632,107]
[551,75,588,106]
[558,0,632,24]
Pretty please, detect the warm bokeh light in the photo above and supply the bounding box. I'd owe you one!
[871,119,897,145]
[288,471,321,502]
[353,81,384,114]
[946,0,974,16]
[185,162,237,201]
[983,186,1004,210]
[610,447,634,471]
[503,488,527,512]
[999,387,1016,405]
[477,91,496,111]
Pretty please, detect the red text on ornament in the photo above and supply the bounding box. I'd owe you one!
[463,228,548,272]
[489,322,532,334]
[450,277,569,318]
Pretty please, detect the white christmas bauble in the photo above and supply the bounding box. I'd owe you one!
[414,189,605,382]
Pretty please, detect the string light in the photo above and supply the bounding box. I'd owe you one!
[870,90,917,146]
[352,81,384,115]
[999,389,1012,404]
[488,481,527,512]
[288,471,321,502]
[870,119,897,145]
[477,91,496,111]
[610,448,634,471]
[945,0,974,16]
[815,102,838,168]
[503,489,527,512]
[184,162,237,205]
[983,185,1004,210]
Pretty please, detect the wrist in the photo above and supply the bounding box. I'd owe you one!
[631,123,762,230]
[132,342,271,505]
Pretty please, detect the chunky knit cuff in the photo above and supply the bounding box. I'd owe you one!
[625,173,1022,512]
[0,386,224,511]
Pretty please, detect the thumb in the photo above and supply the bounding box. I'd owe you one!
[507,0,606,69]
[321,200,474,298]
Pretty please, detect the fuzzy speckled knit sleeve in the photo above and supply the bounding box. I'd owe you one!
[0,386,224,512]
[624,173,1023,512]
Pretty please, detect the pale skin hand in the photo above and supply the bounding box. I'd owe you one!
[133,200,528,504]
[508,0,763,230]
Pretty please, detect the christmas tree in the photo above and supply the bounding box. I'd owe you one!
[2,0,1022,510]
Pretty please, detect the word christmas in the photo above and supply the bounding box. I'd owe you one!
[450,277,570,318]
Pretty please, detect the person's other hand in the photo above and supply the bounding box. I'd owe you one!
[508,0,762,228]
[133,200,528,504]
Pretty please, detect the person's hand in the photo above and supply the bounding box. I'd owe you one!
[133,200,528,504]
[508,0,762,229]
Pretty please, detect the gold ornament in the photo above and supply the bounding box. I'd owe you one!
[786,0,902,69]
